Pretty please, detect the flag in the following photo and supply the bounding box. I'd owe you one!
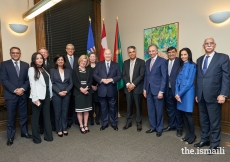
[99,22,108,61]
[86,20,96,55]
[113,20,124,90]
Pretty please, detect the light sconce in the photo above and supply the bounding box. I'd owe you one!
[22,0,62,21]
[209,11,230,24]
[9,24,28,33]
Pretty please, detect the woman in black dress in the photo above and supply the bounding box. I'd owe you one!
[73,55,93,133]
[88,52,100,125]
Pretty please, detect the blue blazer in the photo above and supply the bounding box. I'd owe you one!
[93,61,122,97]
[50,68,73,97]
[143,56,167,95]
[196,52,230,102]
[0,60,29,100]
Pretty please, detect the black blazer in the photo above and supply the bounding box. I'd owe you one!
[166,57,180,96]
[64,55,79,71]
[50,68,73,97]
[72,67,93,96]
[122,58,145,94]
[43,59,54,73]
[0,60,29,99]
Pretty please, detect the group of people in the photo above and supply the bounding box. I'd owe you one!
[0,37,229,154]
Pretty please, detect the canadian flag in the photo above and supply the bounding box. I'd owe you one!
[99,22,108,61]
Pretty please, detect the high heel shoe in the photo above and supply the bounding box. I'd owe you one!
[80,127,86,134]
[185,135,196,144]
[63,131,68,136]
[180,137,189,142]
[84,126,90,133]
[58,133,63,137]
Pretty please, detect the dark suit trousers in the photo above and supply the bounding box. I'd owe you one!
[6,96,28,139]
[67,93,78,125]
[125,91,142,125]
[147,91,164,132]
[183,112,195,141]
[165,88,183,130]
[31,93,53,143]
[52,94,70,132]
[99,96,118,126]
[198,94,221,147]
[39,101,55,130]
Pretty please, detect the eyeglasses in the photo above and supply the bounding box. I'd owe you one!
[66,48,74,50]
[10,52,20,55]
[204,42,215,46]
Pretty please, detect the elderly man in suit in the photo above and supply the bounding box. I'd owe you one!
[163,47,183,137]
[143,45,167,137]
[0,47,31,146]
[122,46,145,132]
[194,38,230,152]
[64,44,79,128]
[93,49,122,131]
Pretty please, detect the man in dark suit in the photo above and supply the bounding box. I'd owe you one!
[64,44,79,128]
[143,45,167,137]
[93,49,122,131]
[122,46,145,132]
[38,47,55,134]
[0,47,31,146]
[194,38,230,151]
[163,47,183,137]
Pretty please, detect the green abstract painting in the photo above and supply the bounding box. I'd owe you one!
[144,22,179,60]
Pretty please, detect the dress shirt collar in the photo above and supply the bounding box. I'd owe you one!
[130,58,136,65]
[11,59,20,64]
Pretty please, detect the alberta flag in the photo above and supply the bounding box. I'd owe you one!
[87,21,96,55]
[113,20,124,90]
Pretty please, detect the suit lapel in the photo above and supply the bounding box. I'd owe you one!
[108,61,114,75]
[10,60,19,78]
[150,57,159,73]
[199,55,205,76]
[204,52,218,75]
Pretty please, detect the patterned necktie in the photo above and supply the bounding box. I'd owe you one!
[130,61,134,83]
[150,58,155,71]
[106,62,110,74]
[202,56,210,74]
[69,56,73,69]
[15,61,20,77]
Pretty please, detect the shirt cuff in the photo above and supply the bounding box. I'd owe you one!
[126,83,130,88]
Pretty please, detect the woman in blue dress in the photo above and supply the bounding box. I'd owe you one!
[175,48,196,144]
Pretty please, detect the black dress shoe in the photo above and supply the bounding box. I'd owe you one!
[39,128,44,135]
[207,146,219,155]
[163,126,176,132]
[67,125,72,129]
[181,136,189,142]
[156,131,162,137]
[21,133,32,138]
[52,126,56,131]
[177,129,183,137]
[137,125,142,132]
[146,129,155,133]
[100,124,108,131]
[185,135,196,144]
[123,123,132,130]
[194,141,210,148]
[6,139,14,146]
[112,126,118,131]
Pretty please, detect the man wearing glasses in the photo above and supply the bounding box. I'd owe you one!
[0,47,31,146]
[194,38,230,152]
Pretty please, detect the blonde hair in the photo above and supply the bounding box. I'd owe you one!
[78,55,89,67]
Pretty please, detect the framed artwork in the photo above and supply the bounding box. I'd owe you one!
[144,22,179,60]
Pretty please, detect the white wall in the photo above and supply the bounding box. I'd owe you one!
[101,0,230,61]
[0,0,36,63]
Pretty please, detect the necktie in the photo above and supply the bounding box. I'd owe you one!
[106,62,110,74]
[69,56,73,69]
[15,61,20,77]
[168,61,173,88]
[130,61,134,83]
[202,56,210,74]
[150,58,155,71]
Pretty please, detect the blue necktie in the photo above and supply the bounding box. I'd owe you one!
[202,56,210,74]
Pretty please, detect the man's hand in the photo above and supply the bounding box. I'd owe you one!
[92,85,97,91]
[127,84,135,92]
[217,95,226,104]
[158,92,163,99]
[15,88,24,96]
[59,91,66,97]
[33,100,41,106]
[143,90,147,98]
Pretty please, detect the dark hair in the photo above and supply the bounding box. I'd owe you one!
[53,54,66,69]
[178,48,194,67]
[88,52,98,63]
[167,46,177,52]
[127,46,136,51]
[30,52,45,80]
[10,47,21,53]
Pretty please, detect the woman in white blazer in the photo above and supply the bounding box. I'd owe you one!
[28,52,53,144]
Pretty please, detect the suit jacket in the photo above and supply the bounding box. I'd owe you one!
[0,60,29,100]
[28,67,53,102]
[64,55,79,71]
[122,58,145,94]
[196,52,230,102]
[166,57,180,96]
[72,67,93,96]
[43,59,54,73]
[50,68,73,97]
[93,61,122,97]
[143,56,167,95]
